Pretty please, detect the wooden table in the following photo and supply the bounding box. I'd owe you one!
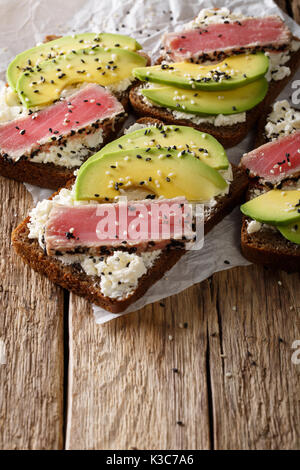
[0,1,299,450]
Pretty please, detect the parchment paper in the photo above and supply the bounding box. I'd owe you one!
[1,0,299,323]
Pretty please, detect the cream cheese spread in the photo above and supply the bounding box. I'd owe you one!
[265,99,300,140]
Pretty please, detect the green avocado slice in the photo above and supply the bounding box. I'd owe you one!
[81,124,229,170]
[74,147,228,202]
[277,223,300,244]
[141,78,269,115]
[241,190,300,226]
[7,33,142,91]
[133,53,269,91]
[16,47,146,108]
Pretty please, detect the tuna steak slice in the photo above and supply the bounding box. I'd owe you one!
[163,16,291,62]
[0,84,124,160]
[44,198,195,256]
[240,130,300,184]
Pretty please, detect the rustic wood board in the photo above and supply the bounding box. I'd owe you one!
[0,176,65,450]
[209,265,300,450]
[66,265,300,450]
[66,286,212,450]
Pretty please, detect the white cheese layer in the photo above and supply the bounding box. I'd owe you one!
[105,77,134,93]
[29,128,104,168]
[247,220,262,234]
[185,7,246,28]
[265,99,300,140]
[56,250,161,300]
[265,51,291,82]
[171,110,246,126]
[0,81,29,123]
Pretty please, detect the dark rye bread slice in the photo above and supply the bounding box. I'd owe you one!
[241,102,300,271]
[0,103,128,190]
[130,44,300,149]
[12,164,248,313]
[0,34,150,189]
[241,182,300,272]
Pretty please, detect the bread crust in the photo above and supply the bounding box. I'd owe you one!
[241,215,300,272]
[240,180,300,272]
[130,46,300,148]
[0,105,128,189]
[241,76,300,272]
[12,159,248,313]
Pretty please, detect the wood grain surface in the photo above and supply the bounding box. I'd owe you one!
[0,176,64,450]
[0,0,299,451]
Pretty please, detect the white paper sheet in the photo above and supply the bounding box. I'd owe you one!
[1,0,299,323]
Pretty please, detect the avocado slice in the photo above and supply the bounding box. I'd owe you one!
[133,53,269,91]
[241,190,300,226]
[81,125,229,170]
[16,47,147,108]
[141,78,268,115]
[277,223,300,244]
[75,147,228,202]
[7,33,142,91]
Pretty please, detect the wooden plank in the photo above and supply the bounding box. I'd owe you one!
[208,265,300,450]
[66,283,212,450]
[0,176,64,450]
[291,0,300,24]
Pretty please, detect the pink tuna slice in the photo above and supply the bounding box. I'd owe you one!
[44,198,194,256]
[240,130,300,183]
[163,16,291,61]
[0,84,124,160]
